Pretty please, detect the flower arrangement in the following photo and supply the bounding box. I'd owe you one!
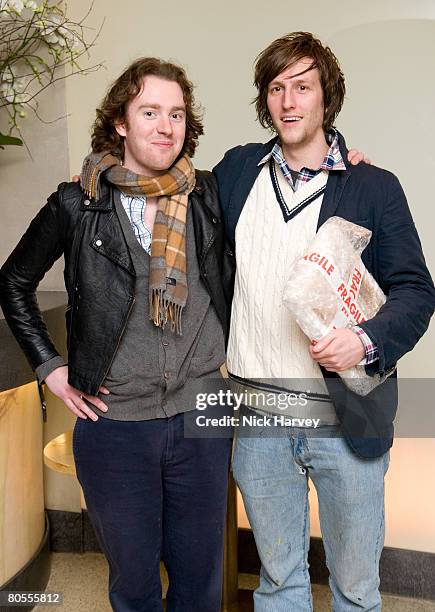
[0,0,103,149]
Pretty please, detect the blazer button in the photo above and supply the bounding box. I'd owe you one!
[95,239,102,247]
[212,217,218,224]
[84,199,90,206]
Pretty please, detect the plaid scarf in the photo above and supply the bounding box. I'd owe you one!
[81,151,196,334]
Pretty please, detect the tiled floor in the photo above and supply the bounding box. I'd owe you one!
[34,553,435,611]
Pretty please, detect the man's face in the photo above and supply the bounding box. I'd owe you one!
[115,75,186,176]
[267,57,325,153]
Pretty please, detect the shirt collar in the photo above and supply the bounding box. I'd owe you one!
[257,128,346,172]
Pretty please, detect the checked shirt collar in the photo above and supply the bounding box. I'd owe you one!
[258,128,346,192]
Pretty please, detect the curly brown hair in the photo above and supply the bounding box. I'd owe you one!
[91,57,204,158]
[254,32,346,133]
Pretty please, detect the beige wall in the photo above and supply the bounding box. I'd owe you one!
[1,0,434,552]
[0,81,69,290]
[64,0,435,173]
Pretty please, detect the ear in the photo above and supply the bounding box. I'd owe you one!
[115,120,127,138]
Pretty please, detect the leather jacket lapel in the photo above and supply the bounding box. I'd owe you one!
[89,189,135,276]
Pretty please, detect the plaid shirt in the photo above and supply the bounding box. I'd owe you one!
[120,192,152,254]
[258,128,346,192]
[259,129,378,365]
[354,326,378,365]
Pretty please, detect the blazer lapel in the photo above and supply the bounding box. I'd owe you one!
[317,132,352,230]
[317,168,351,230]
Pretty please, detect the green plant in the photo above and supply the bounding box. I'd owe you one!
[0,0,103,149]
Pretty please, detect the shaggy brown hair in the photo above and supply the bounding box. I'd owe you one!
[91,57,204,158]
[254,32,346,133]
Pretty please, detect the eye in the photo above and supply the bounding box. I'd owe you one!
[143,110,156,118]
[171,112,184,121]
[270,86,281,93]
[298,85,307,92]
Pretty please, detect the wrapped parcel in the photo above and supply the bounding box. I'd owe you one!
[283,216,387,396]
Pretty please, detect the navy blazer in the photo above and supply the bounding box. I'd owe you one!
[213,133,435,458]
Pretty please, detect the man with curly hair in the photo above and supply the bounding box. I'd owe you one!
[0,58,232,611]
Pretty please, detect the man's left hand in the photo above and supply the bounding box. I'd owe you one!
[348,149,371,165]
[310,328,365,372]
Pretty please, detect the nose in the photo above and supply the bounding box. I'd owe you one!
[156,115,173,135]
[282,86,296,110]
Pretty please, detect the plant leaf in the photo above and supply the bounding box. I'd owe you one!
[0,132,24,147]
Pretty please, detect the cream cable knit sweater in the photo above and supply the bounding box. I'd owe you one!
[227,163,330,398]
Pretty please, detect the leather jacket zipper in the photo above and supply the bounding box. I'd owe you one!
[68,213,87,344]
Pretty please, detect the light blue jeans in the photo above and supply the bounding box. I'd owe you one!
[232,408,390,612]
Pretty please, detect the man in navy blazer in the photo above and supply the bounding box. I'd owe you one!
[214,32,434,611]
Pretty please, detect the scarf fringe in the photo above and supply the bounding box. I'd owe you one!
[151,289,184,336]
[81,158,106,200]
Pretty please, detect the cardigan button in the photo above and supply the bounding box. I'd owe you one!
[95,239,102,247]
[84,199,90,206]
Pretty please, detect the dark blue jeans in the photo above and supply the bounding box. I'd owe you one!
[73,412,232,612]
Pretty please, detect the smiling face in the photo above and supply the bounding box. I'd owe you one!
[115,75,186,176]
[267,57,326,160]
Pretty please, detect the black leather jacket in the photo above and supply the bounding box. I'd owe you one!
[0,170,234,395]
